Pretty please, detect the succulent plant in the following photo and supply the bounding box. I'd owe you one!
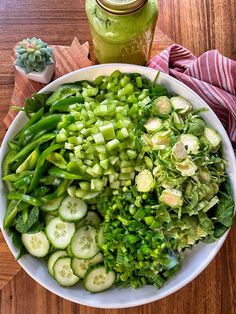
[15,37,54,74]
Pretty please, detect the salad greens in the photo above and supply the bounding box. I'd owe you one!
[1,70,235,292]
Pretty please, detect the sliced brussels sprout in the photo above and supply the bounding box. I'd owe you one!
[144,156,153,169]
[175,159,197,176]
[161,181,175,189]
[204,127,221,148]
[187,118,205,136]
[172,141,188,161]
[180,134,199,155]
[202,196,219,212]
[172,112,184,130]
[185,181,193,197]
[135,169,154,192]
[142,133,152,146]
[205,182,219,200]
[152,165,162,177]
[171,96,192,115]
[183,226,208,247]
[151,130,170,148]
[160,189,183,208]
[153,96,172,117]
[199,168,211,183]
[144,117,163,133]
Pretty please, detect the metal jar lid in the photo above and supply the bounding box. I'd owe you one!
[96,0,148,15]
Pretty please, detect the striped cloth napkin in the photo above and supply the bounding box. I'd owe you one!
[148,44,236,148]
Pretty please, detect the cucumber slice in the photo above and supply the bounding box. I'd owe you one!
[76,211,101,228]
[71,252,103,278]
[22,231,50,257]
[48,250,67,276]
[66,244,73,257]
[45,214,56,225]
[58,196,87,222]
[96,224,104,249]
[41,197,64,212]
[53,257,79,287]
[84,264,116,293]
[71,225,99,259]
[46,217,75,249]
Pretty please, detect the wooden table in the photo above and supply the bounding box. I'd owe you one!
[0,1,235,313]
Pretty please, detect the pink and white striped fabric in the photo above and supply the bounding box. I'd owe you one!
[147,45,236,147]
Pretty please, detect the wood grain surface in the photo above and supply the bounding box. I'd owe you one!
[0,0,235,313]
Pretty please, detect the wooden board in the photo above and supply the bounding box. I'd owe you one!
[0,0,235,313]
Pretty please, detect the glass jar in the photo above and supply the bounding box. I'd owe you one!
[85,0,158,65]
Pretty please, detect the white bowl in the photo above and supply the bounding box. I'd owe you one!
[0,64,235,308]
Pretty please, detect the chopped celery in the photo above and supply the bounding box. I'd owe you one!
[99,123,116,140]
[67,185,77,197]
[91,164,103,177]
[100,159,109,170]
[65,143,74,150]
[106,139,120,151]
[91,178,104,191]
[79,182,90,191]
[118,83,134,97]
[93,133,105,144]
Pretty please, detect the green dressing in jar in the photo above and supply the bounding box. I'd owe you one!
[85,0,158,65]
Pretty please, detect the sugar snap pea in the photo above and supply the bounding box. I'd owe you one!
[15,148,40,173]
[49,96,84,113]
[10,133,56,163]
[7,192,41,206]
[46,152,67,170]
[13,174,34,189]
[3,171,34,182]
[34,186,50,198]
[2,150,17,192]
[3,200,20,228]
[48,166,90,180]
[19,114,61,146]
[15,107,44,140]
[46,83,82,106]
[28,143,64,193]
[7,141,20,152]
[41,179,73,202]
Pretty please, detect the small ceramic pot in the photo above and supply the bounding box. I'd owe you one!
[15,61,55,84]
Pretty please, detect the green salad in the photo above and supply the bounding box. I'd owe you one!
[2,71,234,292]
